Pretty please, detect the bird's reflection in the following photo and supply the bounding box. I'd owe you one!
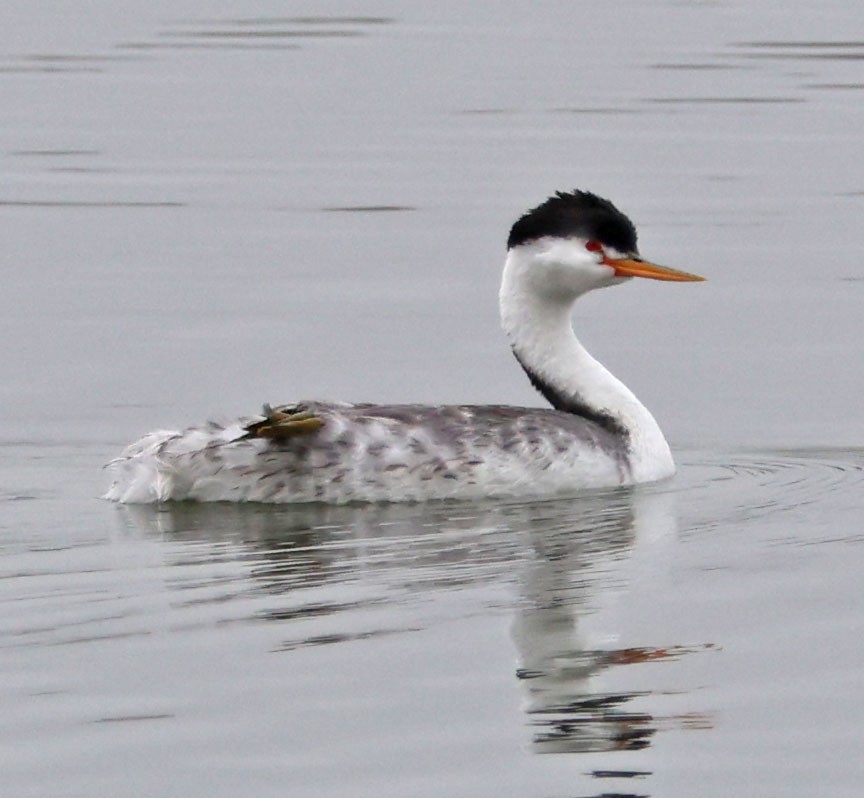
[511,484,712,767]
[512,486,667,755]
[118,499,528,595]
[116,485,710,766]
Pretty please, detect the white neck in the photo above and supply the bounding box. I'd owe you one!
[499,245,674,482]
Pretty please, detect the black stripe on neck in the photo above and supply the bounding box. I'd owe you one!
[511,348,630,440]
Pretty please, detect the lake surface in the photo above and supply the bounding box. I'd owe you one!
[2,2,863,796]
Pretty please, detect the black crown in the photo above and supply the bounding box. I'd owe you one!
[507,190,639,254]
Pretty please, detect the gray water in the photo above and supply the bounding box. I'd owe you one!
[2,2,864,796]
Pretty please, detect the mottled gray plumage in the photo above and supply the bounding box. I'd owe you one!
[105,401,632,504]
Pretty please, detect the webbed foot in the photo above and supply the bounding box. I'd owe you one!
[244,404,325,440]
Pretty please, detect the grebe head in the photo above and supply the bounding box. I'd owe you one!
[505,190,703,302]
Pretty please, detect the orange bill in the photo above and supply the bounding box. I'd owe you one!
[604,256,705,282]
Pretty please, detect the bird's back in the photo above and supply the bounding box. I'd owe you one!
[105,401,633,504]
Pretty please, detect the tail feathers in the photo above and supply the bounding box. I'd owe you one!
[104,430,189,503]
[104,422,262,503]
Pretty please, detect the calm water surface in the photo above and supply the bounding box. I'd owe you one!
[2,2,863,796]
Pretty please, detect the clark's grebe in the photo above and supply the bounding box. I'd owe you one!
[106,190,703,503]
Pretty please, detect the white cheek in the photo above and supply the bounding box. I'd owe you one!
[531,259,618,298]
[526,261,579,298]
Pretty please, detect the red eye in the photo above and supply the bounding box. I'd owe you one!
[585,240,603,252]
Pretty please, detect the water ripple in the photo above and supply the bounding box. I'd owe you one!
[680,448,864,542]
[119,15,394,52]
